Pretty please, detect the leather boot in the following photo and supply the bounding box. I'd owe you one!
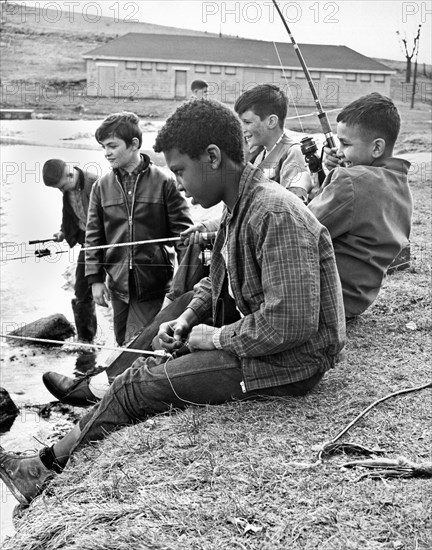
[42,372,100,407]
[0,447,53,504]
[71,298,97,343]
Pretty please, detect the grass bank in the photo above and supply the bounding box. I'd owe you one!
[3,148,431,550]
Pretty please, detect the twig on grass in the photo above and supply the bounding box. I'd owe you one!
[316,380,432,461]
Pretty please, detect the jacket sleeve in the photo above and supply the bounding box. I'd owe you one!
[84,181,106,283]
[163,177,194,263]
[187,276,213,322]
[308,168,354,239]
[217,211,321,357]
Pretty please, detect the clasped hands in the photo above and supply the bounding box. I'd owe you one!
[157,312,217,354]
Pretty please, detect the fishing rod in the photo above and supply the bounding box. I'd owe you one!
[28,238,55,245]
[271,0,338,185]
[1,232,217,262]
[272,0,336,149]
[1,333,169,357]
[83,232,216,252]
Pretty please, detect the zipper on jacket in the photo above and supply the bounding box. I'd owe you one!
[129,173,142,270]
[115,163,148,275]
[114,173,134,270]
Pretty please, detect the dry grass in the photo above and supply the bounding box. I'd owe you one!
[4,355,432,549]
[3,141,431,550]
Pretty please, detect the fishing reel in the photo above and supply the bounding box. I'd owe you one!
[300,136,326,187]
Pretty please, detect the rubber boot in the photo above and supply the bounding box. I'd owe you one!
[71,298,97,343]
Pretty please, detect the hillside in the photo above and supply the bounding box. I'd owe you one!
[0,1,219,84]
[0,1,217,37]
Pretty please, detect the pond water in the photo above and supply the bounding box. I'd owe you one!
[0,141,127,541]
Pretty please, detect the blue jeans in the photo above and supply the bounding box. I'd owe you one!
[73,351,323,453]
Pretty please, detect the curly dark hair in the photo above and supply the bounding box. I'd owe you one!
[95,111,142,148]
[234,84,288,129]
[337,93,401,148]
[154,100,245,163]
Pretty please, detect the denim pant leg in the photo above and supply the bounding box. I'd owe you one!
[72,351,325,455]
[124,296,163,344]
[105,291,195,382]
[73,350,243,453]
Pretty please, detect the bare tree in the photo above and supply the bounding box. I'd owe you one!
[397,25,422,83]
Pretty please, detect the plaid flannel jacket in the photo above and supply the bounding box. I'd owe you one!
[188,164,346,391]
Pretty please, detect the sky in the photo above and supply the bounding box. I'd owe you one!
[8,0,432,63]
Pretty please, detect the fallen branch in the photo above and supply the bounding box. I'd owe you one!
[287,381,432,472]
[316,381,432,461]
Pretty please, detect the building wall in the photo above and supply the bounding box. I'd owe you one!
[86,59,391,106]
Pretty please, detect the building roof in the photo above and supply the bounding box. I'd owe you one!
[83,33,393,73]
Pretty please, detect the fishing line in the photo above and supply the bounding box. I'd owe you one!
[272,40,305,134]
[1,233,216,263]
[163,353,209,407]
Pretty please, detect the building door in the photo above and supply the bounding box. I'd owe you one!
[175,71,187,99]
[98,66,117,97]
[98,65,119,97]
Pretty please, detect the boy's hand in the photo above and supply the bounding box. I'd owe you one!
[53,231,65,242]
[158,318,191,353]
[92,282,110,307]
[324,146,343,170]
[180,222,207,246]
[188,324,217,351]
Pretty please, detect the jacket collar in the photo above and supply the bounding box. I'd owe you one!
[370,156,411,174]
[114,153,151,179]
[220,163,259,227]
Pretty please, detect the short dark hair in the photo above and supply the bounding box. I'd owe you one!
[42,159,67,187]
[337,93,401,148]
[95,111,142,148]
[234,84,288,129]
[191,79,208,92]
[154,99,245,164]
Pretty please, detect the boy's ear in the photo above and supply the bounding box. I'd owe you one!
[206,144,222,169]
[372,138,386,158]
[267,114,279,129]
[130,137,140,150]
